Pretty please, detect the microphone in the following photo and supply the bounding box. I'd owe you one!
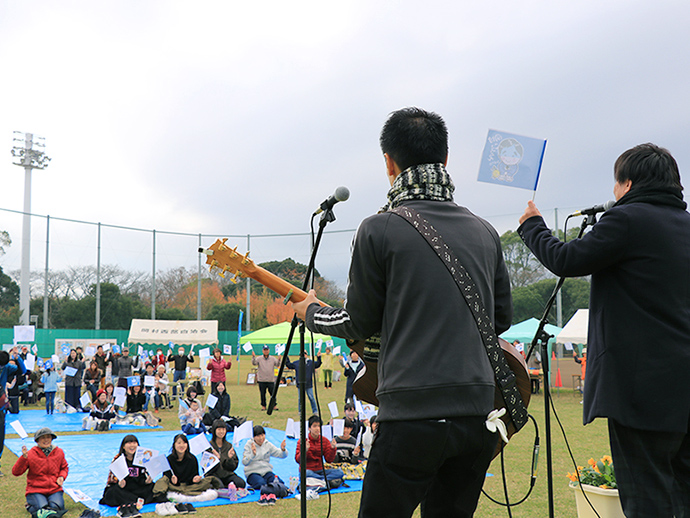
[313,186,350,215]
[569,200,615,217]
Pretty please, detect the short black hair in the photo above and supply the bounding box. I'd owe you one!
[253,425,265,437]
[0,351,8,366]
[343,418,354,430]
[380,107,449,171]
[344,402,355,411]
[308,415,322,428]
[118,434,139,456]
[614,143,683,192]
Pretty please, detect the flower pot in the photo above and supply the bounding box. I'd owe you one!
[570,483,624,518]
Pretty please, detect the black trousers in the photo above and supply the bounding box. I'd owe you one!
[358,416,497,518]
[609,418,690,517]
[258,382,274,408]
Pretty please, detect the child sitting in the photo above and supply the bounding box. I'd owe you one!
[181,400,207,435]
[242,425,288,491]
[334,418,361,464]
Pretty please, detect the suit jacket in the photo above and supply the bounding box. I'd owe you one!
[519,201,690,432]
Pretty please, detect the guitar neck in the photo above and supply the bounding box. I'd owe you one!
[248,266,310,303]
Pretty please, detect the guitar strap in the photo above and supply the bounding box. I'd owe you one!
[390,206,528,431]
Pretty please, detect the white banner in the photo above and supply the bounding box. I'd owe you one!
[128,319,218,346]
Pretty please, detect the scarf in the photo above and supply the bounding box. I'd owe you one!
[381,163,454,212]
[40,445,54,457]
[614,185,687,210]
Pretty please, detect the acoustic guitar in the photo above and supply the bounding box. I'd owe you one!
[200,238,531,452]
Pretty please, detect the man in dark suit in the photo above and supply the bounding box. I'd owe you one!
[518,143,690,517]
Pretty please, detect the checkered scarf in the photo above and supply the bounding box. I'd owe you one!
[381,163,454,212]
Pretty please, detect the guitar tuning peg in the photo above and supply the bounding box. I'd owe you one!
[230,273,239,284]
[242,251,251,265]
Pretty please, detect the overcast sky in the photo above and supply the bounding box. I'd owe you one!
[1,0,689,288]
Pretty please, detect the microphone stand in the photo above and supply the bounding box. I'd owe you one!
[266,206,338,518]
[524,213,597,518]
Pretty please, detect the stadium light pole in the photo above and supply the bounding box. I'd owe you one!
[12,132,50,325]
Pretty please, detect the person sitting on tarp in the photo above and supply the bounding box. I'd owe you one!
[334,418,362,464]
[205,419,246,488]
[295,415,344,486]
[90,389,116,431]
[180,399,207,435]
[152,434,221,507]
[12,427,68,518]
[242,425,288,491]
[126,384,146,414]
[99,434,163,517]
[202,382,231,427]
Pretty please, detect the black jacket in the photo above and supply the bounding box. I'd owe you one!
[307,199,512,421]
[519,200,690,432]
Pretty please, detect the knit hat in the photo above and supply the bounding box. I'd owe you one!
[96,389,106,397]
[34,427,57,442]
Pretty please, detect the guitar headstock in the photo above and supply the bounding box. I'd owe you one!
[198,238,255,284]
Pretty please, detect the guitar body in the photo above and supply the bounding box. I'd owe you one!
[200,238,530,458]
[347,336,531,458]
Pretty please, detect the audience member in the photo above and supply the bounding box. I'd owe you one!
[242,425,288,490]
[286,352,322,414]
[251,346,280,411]
[12,427,68,518]
[202,382,231,427]
[40,365,60,415]
[206,419,246,488]
[295,415,344,484]
[180,400,207,435]
[206,348,232,394]
[167,346,194,397]
[61,349,84,411]
[340,351,363,404]
[100,434,164,517]
[334,418,361,464]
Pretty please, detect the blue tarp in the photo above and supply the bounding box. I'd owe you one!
[5,409,160,434]
[6,427,362,516]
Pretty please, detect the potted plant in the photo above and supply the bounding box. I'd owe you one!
[567,455,624,518]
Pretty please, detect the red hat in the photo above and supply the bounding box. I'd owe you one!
[96,389,106,397]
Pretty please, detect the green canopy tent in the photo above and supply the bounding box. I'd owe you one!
[500,317,563,380]
[238,321,347,355]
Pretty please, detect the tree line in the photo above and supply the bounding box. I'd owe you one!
[0,229,589,330]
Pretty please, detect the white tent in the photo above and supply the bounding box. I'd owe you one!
[556,309,589,344]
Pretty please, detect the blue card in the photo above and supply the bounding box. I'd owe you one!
[478,129,546,191]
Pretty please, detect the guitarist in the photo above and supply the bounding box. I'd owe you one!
[292,107,512,518]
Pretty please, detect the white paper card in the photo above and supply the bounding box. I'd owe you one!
[13,325,35,342]
[199,347,211,358]
[85,346,96,357]
[109,454,130,480]
[144,376,156,387]
[133,446,160,467]
[355,429,363,446]
[275,344,285,355]
[80,392,91,408]
[355,399,364,415]
[332,419,345,437]
[64,366,78,377]
[200,451,220,474]
[10,420,28,438]
[138,346,144,356]
[114,387,127,398]
[205,394,218,409]
[564,342,573,351]
[143,454,170,479]
[31,344,38,354]
[233,420,253,446]
[114,395,127,407]
[285,418,295,438]
[333,346,341,355]
[189,433,212,456]
[321,424,333,441]
[64,488,93,503]
[242,342,253,353]
[25,353,35,371]
[328,401,339,418]
[223,344,233,355]
[51,354,60,364]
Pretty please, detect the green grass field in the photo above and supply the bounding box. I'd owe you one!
[0,360,608,517]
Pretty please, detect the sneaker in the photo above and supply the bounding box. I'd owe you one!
[116,505,131,518]
[256,494,270,506]
[36,510,58,518]
[266,494,277,505]
[129,504,142,518]
[174,503,189,514]
[185,503,196,514]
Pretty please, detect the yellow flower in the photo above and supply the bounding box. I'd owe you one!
[602,455,612,464]
[567,473,578,482]
[599,484,609,489]
[588,458,596,467]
